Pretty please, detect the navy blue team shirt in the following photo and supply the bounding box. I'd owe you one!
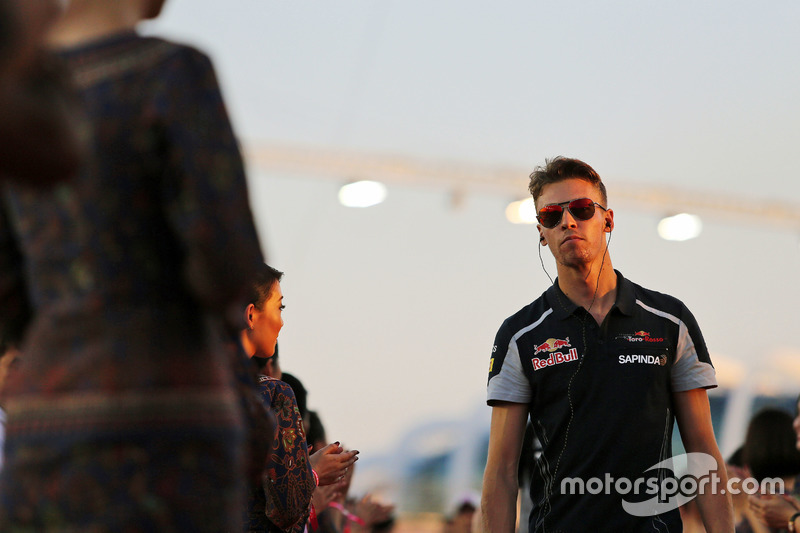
[487,270,717,532]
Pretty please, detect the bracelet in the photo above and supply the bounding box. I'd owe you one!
[312,468,319,487]
[790,511,800,533]
[789,511,800,533]
[328,501,367,526]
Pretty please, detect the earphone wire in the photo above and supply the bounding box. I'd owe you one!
[585,229,611,315]
[538,240,555,286]
[543,226,612,503]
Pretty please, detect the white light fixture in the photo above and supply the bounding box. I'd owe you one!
[506,198,537,224]
[338,180,387,208]
[657,213,702,241]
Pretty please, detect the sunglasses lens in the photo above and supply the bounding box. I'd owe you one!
[568,198,596,220]
[537,205,563,228]
[537,198,598,228]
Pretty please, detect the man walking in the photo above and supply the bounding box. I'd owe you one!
[481,157,733,532]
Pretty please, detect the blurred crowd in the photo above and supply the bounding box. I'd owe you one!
[682,400,800,533]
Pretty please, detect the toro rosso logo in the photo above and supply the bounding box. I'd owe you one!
[618,331,665,343]
[532,338,578,371]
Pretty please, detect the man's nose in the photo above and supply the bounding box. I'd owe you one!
[561,209,579,228]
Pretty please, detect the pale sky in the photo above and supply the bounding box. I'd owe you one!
[147,1,800,455]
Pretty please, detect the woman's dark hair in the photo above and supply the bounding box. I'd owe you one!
[0,0,15,58]
[372,517,395,533]
[306,410,327,448]
[246,263,283,308]
[727,445,744,468]
[281,372,307,420]
[742,408,800,481]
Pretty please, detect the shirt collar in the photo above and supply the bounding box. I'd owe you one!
[546,270,635,319]
[546,282,579,320]
[614,271,636,316]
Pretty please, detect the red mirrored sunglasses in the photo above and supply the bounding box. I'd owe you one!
[537,197,607,229]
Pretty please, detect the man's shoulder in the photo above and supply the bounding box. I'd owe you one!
[624,276,690,317]
[496,289,553,339]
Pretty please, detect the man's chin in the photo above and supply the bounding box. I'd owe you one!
[557,253,592,269]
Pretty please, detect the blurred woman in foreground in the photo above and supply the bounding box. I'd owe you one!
[0,0,265,530]
[0,0,85,183]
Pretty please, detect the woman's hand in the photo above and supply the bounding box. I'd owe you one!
[309,442,359,486]
[311,482,341,512]
[353,494,394,527]
[748,493,800,530]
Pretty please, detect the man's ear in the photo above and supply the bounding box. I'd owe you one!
[604,209,614,233]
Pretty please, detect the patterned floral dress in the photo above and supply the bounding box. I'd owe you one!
[0,31,265,532]
[247,376,315,533]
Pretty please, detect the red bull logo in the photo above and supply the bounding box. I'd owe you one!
[534,341,552,354]
[534,337,570,355]
[533,348,579,371]
[634,331,650,337]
